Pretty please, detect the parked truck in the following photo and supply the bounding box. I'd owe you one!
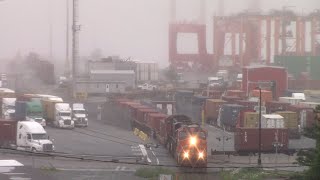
[2,98,16,119]
[25,100,46,127]
[72,103,88,127]
[42,97,74,129]
[0,120,54,152]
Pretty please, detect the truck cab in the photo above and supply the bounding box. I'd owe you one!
[16,121,54,152]
[25,100,46,127]
[72,103,88,127]
[2,98,16,120]
[55,103,74,129]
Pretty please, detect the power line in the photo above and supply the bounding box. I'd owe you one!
[0,147,313,169]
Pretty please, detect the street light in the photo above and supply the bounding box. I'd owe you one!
[255,86,262,166]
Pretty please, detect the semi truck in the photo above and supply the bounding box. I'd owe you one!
[0,120,54,152]
[2,98,16,119]
[42,97,74,129]
[25,100,46,127]
[72,103,88,127]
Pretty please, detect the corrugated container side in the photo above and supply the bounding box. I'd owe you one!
[218,104,245,130]
[205,99,227,125]
[310,56,320,80]
[0,120,17,146]
[261,115,284,128]
[15,101,27,120]
[236,100,258,110]
[202,90,223,99]
[243,112,259,128]
[238,109,256,128]
[242,66,288,98]
[275,111,298,129]
[287,105,315,129]
[221,96,243,104]
[250,90,273,103]
[226,90,246,98]
[234,128,289,152]
[265,101,290,114]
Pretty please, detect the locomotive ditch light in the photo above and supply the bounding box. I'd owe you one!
[190,136,197,146]
[198,152,204,159]
[183,152,189,159]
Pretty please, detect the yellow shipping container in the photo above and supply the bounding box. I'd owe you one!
[244,112,259,128]
[275,111,298,129]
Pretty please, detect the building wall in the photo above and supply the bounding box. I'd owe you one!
[75,82,126,94]
[90,72,135,88]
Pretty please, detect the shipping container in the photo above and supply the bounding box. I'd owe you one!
[310,56,320,80]
[146,113,167,133]
[226,90,246,98]
[0,120,17,146]
[205,99,227,125]
[265,101,291,114]
[242,66,288,98]
[298,102,320,109]
[250,90,273,103]
[235,100,258,110]
[279,97,302,105]
[261,114,284,128]
[287,105,315,129]
[274,55,308,79]
[217,104,245,131]
[243,112,259,128]
[237,109,256,128]
[221,96,243,104]
[201,90,223,99]
[234,128,289,153]
[15,101,27,120]
[275,111,298,129]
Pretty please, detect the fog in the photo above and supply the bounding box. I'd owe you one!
[0,0,318,68]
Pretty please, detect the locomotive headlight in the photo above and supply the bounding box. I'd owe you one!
[198,152,204,159]
[183,152,189,159]
[190,136,197,146]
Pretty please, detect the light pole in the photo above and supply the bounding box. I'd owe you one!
[256,86,262,166]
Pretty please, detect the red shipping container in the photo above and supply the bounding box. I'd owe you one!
[0,120,17,145]
[250,90,273,103]
[147,113,168,132]
[235,128,289,152]
[226,90,246,98]
[205,99,227,125]
[221,96,243,104]
[287,105,315,128]
[129,104,147,121]
[242,66,288,99]
[136,108,158,123]
[265,101,290,114]
[235,100,258,110]
[202,90,223,99]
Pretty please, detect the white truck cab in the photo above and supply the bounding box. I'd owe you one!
[55,103,74,129]
[72,103,88,127]
[16,121,54,152]
[2,98,16,120]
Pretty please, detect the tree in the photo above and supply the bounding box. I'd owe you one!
[296,105,320,179]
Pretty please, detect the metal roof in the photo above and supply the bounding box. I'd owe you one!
[90,70,134,74]
[262,114,283,119]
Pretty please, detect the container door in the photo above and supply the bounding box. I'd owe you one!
[167,104,173,115]
[300,110,306,128]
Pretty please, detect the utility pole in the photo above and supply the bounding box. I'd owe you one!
[72,0,80,98]
[65,0,70,77]
[49,0,53,60]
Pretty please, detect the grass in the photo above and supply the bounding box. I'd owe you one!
[135,167,174,179]
[219,168,303,180]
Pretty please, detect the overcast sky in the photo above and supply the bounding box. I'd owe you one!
[0,0,318,67]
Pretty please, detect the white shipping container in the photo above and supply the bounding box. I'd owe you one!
[261,114,284,128]
[279,97,302,105]
[298,102,320,109]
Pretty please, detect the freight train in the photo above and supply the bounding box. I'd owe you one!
[109,98,208,168]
